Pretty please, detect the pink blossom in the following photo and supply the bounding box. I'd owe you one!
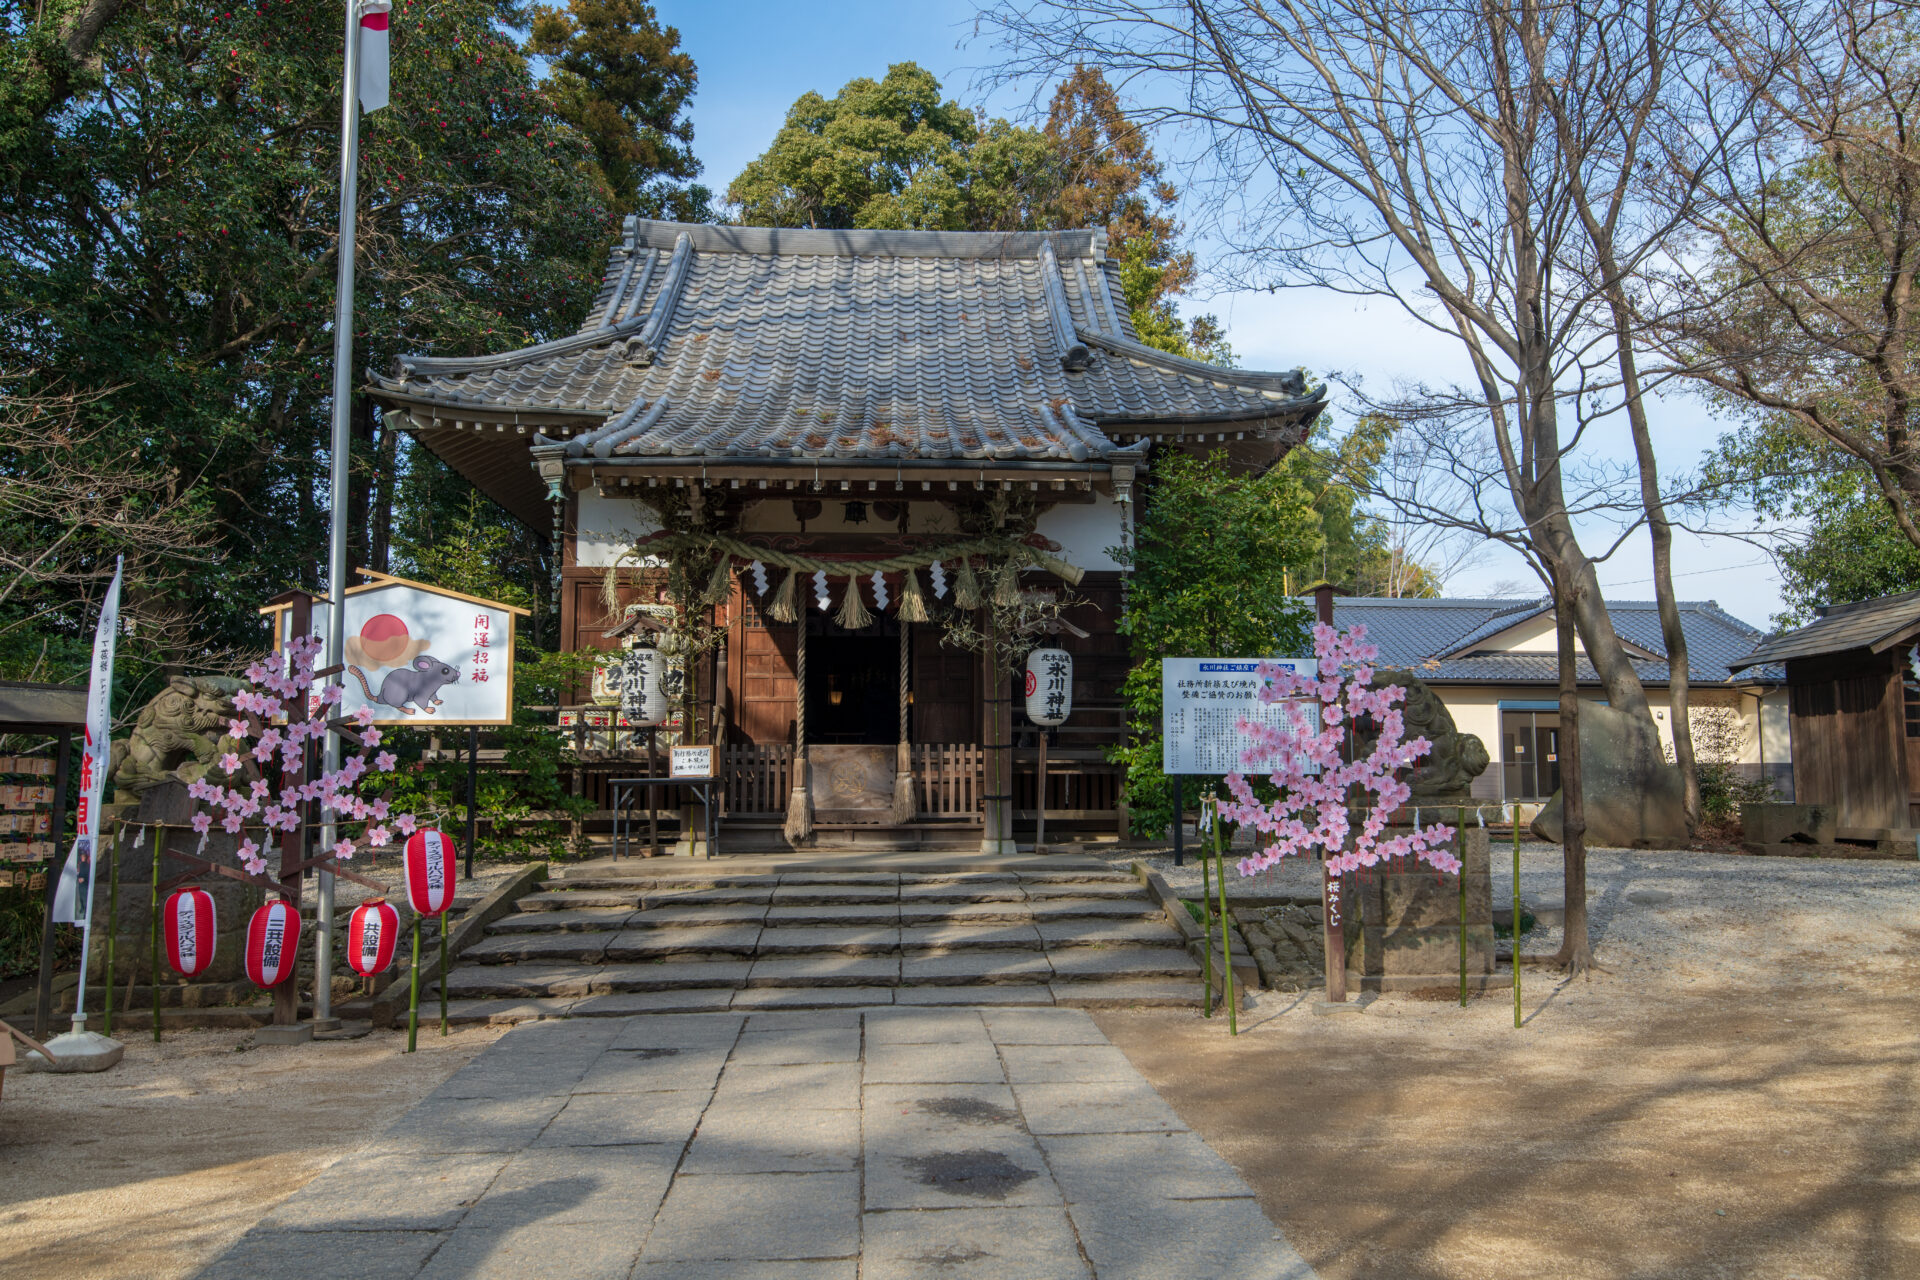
[394,813,418,836]
[363,727,382,748]
[332,838,356,861]
[317,684,343,707]
[219,752,242,774]
[366,826,391,846]
[250,778,270,799]
[353,705,377,727]
[227,717,251,740]
[191,812,212,834]
[375,751,397,772]
[221,813,244,835]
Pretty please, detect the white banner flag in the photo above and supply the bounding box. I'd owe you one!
[52,558,122,925]
[358,0,392,112]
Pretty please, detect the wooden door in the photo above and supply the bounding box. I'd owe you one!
[733,589,798,746]
[912,624,976,744]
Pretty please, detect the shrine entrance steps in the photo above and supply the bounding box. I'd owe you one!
[432,857,1208,1020]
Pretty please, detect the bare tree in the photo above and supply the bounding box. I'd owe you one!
[985,0,1708,970]
[1666,0,1920,556]
[0,377,217,652]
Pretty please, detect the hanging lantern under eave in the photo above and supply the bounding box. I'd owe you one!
[243,899,300,988]
[163,888,217,979]
[348,898,401,976]
[1024,647,1073,727]
[619,645,671,727]
[403,829,457,917]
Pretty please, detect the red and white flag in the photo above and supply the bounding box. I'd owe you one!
[348,899,399,976]
[358,0,392,112]
[403,830,456,917]
[164,889,217,978]
[244,900,301,987]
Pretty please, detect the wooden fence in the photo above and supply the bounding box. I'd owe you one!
[912,744,986,820]
[724,744,794,817]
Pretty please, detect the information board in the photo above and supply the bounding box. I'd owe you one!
[670,746,714,779]
[1161,657,1318,776]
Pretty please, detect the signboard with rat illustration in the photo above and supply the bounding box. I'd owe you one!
[262,572,530,726]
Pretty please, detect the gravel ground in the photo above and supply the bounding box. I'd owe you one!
[1089,839,1920,968]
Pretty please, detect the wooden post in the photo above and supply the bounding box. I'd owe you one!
[32,726,72,1039]
[1035,729,1048,854]
[102,827,119,1036]
[274,594,312,1028]
[150,826,162,1043]
[1314,585,1347,1003]
[648,727,661,859]
[463,726,478,880]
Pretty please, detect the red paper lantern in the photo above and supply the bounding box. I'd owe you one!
[403,829,456,917]
[163,888,217,978]
[348,898,400,976]
[244,899,300,987]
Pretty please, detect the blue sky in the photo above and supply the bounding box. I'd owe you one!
[651,0,1786,630]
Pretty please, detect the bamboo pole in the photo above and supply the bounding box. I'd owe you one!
[103,826,120,1036]
[1198,809,1215,1017]
[1215,798,1236,1035]
[406,917,421,1053]
[439,914,449,1036]
[149,828,161,1043]
[1458,806,1468,1008]
[1513,802,1524,1028]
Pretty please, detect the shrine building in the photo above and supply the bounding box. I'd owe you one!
[367,218,1323,851]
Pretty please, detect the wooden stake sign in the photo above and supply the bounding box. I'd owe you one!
[402,829,456,1049]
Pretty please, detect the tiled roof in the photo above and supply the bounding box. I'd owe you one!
[1330,596,1778,686]
[1729,588,1920,670]
[369,219,1325,467]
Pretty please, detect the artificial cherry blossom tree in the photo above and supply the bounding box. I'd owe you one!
[1222,622,1459,878]
[184,634,416,877]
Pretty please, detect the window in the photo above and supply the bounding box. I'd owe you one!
[1501,710,1561,800]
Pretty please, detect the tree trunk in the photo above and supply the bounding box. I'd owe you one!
[1552,566,1592,974]
[367,407,398,576]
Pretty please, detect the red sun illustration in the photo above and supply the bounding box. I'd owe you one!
[347,614,432,670]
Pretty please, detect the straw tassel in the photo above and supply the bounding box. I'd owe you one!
[767,569,797,623]
[704,554,734,604]
[991,559,1021,606]
[896,567,931,623]
[835,574,873,629]
[954,557,983,609]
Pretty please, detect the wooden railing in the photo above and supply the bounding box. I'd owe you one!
[725,744,794,817]
[912,744,985,820]
[1013,749,1125,821]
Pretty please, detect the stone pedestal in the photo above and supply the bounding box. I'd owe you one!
[84,785,263,999]
[1341,825,1494,992]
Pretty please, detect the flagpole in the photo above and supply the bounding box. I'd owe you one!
[61,557,122,1045]
[316,0,367,1032]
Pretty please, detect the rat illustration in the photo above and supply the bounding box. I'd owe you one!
[347,655,461,715]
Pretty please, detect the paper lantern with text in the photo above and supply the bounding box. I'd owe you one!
[1024,648,1073,727]
[403,829,456,916]
[348,898,400,976]
[243,900,300,987]
[619,646,671,727]
[163,888,217,978]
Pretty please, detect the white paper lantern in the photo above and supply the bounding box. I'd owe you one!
[620,646,671,727]
[1024,647,1073,727]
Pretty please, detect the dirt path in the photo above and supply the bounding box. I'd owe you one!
[1096,852,1920,1280]
[0,1025,504,1280]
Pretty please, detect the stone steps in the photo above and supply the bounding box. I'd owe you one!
[432,865,1207,1016]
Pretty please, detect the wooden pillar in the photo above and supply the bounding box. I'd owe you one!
[891,620,914,823]
[1314,584,1347,1003]
[981,617,1015,855]
[784,613,812,843]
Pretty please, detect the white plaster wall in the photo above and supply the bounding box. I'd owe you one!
[1760,689,1791,767]
[1034,499,1129,573]
[576,492,661,567]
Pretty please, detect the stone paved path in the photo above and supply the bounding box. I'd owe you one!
[196,1008,1315,1279]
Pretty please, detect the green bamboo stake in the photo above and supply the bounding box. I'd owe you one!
[1198,807,1215,1017]
[1458,807,1468,1008]
[150,827,162,1043]
[1513,802,1524,1029]
[103,826,120,1036]
[406,916,421,1053]
[439,914,449,1036]
[1215,798,1236,1035]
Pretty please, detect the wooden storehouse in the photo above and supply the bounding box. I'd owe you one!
[1730,590,1920,832]
[367,218,1324,850]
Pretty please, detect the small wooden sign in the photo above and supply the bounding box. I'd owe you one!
[669,746,714,779]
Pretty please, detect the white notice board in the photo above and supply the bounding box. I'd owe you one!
[1161,657,1318,776]
[670,746,714,779]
